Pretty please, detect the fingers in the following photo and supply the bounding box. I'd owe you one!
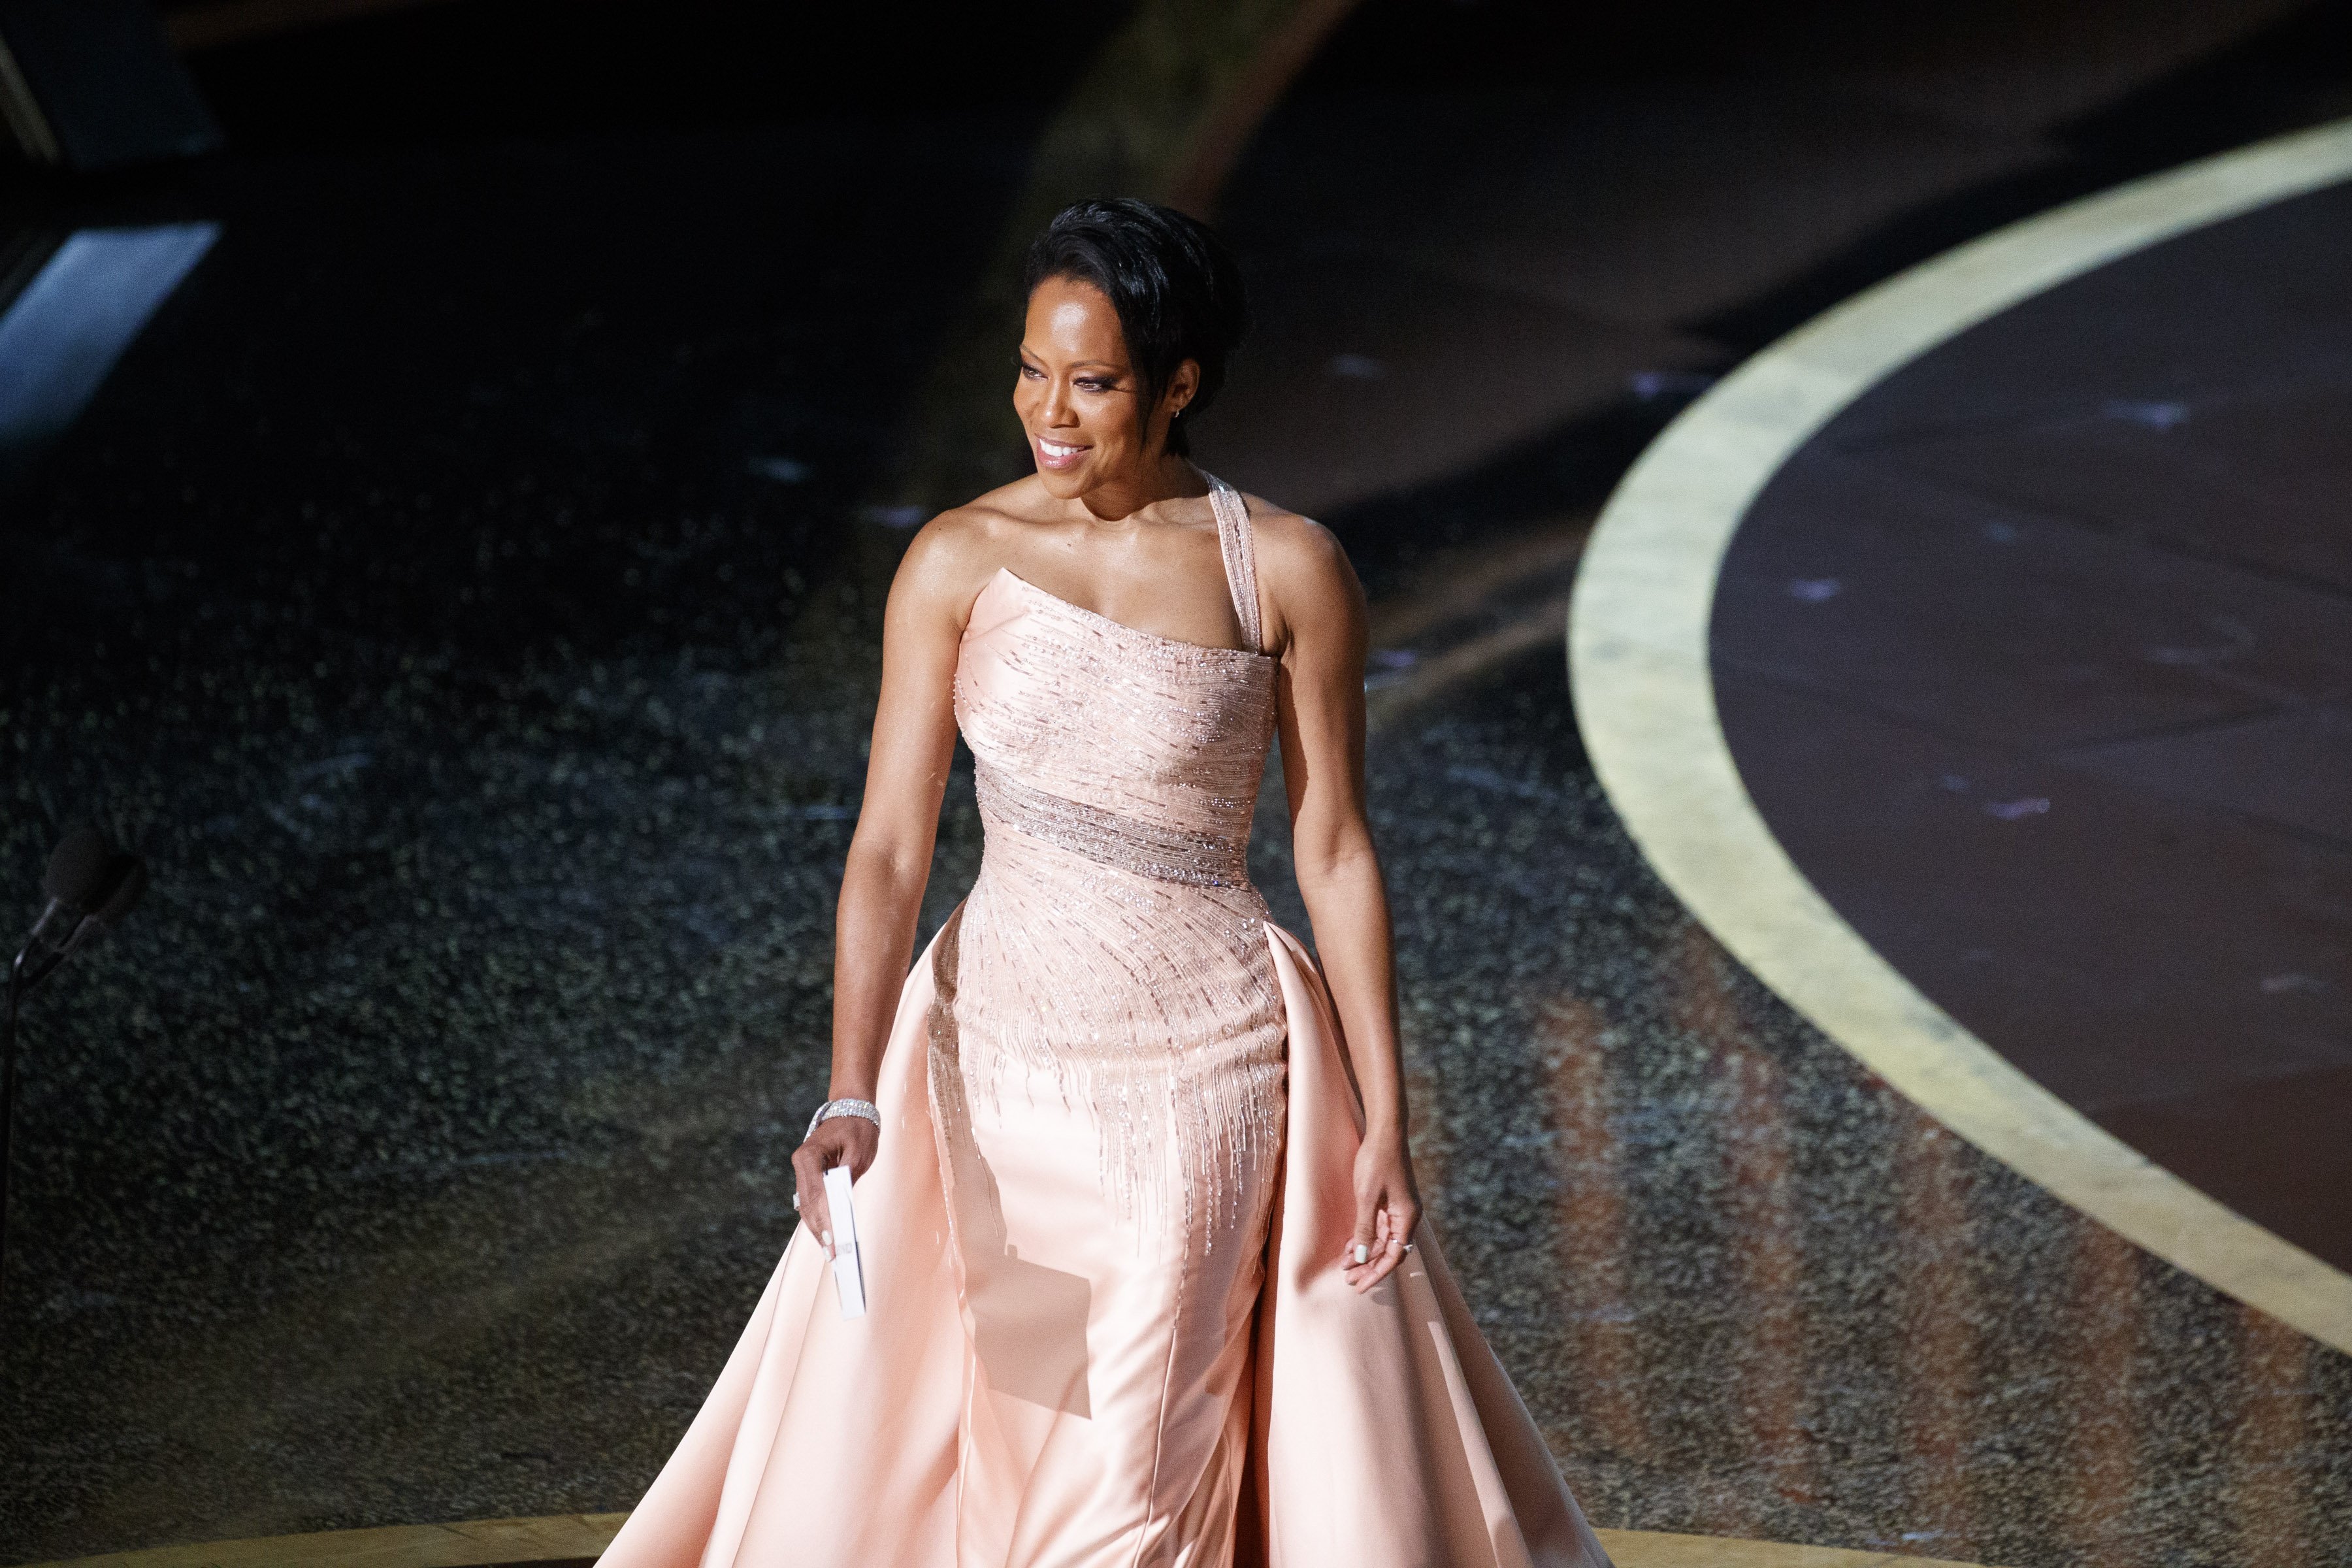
[1359,1230,1413,1290]
[1364,1203,1415,1290]
[1340,1192,1421,1292]
[785,1142,832,1250]
[790,1119,881,1252]
[800,1133,865,1260]
[1353,1209,1398,1292]
[1340,1198,1379,1277]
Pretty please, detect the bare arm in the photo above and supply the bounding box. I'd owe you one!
[790,520,972,1247]
[1264,515,1420,1292]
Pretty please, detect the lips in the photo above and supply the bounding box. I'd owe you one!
[1034,434,1088,471]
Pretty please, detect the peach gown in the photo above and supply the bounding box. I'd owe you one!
[598,477,1612,1568]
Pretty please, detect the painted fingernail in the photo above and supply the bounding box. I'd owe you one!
[1354,1243,1369,1265]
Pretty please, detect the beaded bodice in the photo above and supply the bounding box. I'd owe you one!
[935,476,1286,1238]
[956,480,1275,890]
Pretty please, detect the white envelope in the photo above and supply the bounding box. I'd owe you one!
[824,1163,867,1318]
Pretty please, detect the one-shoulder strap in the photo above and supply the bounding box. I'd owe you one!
[1206,475,1262,655]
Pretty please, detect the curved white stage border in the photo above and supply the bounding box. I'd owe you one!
[1569,118,2352,1356]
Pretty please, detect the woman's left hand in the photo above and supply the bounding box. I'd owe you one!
[1341,1132,1421,1292]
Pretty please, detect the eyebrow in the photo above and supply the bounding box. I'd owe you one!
[1018,351,1129,374]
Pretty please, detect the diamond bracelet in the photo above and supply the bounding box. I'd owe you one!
[802,1097,881,1143]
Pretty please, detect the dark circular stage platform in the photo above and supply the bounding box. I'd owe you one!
[1714,174,2352,1277]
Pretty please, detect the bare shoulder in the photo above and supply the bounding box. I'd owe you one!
[902,477,1036,571]
[1233,492,1341,576]
[892,478,1051,618]
[1235,492,1363,653]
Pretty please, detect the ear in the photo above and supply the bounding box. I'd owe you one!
[1162,357,1203,417]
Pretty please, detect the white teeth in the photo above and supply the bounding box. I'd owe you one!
[1039,438,1081,457]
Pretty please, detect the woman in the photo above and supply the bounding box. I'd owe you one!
[600,199,1611,1568]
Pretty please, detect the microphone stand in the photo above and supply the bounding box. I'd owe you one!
[1,944,26,1313]
[1,852,146,1318]
[1,923,65,1316]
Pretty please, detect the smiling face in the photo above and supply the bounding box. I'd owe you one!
[1015,275,1198,506]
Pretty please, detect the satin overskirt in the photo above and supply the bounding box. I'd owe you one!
[596,919,1612,1568]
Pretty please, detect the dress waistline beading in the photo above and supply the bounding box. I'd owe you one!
[973,757,1251,889]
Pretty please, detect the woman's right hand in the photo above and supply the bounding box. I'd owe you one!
[791,1114,879,1255]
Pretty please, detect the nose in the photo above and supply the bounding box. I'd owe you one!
[1039,376,1078,427]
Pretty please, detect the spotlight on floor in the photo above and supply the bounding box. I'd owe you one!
[0,223,219,488]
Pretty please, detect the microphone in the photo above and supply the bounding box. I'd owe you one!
[13,824,146,995]
[22,823,114,943]
[42,855,147,980]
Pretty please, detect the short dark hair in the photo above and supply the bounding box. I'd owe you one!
[1020,197,1250,457]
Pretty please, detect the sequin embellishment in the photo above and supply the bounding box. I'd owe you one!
[974,758,1250,889]
[934,475,1287,1247]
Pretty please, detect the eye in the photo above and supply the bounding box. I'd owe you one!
[1075,377,1111,393]
[1017,361,1045,380]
